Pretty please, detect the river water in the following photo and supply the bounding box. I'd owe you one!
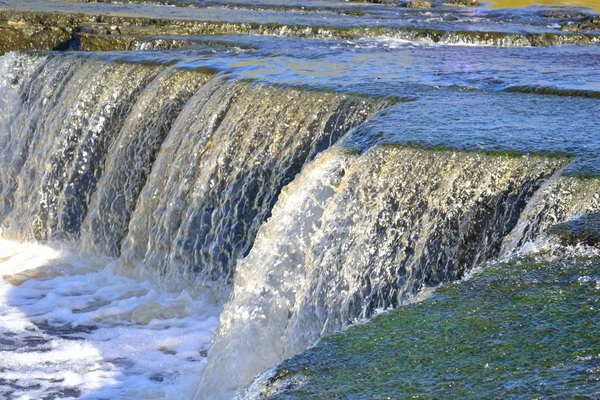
[0,0,598,399]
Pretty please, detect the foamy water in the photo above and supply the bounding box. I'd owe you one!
[0,239,222,400]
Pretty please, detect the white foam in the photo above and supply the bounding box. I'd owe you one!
[0,239,221,399]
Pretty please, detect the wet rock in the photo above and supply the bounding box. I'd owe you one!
[539,10,587,19]
[0,9,598,54]
[548,213,600,248]
[443,0,479,6]
[577,16,600,31]
[76,33,196,51]
[348,0,397,4]
[406,0,432,8]
[560,23,579,32]
[0,24,72,54]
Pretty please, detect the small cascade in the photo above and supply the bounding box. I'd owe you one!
[0,52,386,267]
[502,174,600,253]
[1,48,599,400]
[200,146,566,398]
[120,80,383,284]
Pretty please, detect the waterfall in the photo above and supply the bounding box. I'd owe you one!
[502,174,600,253]
[1,51,598,399]
[198,146,566,398]
[0,52,386,279]
[0,53,164,241]
[118,79,384,284]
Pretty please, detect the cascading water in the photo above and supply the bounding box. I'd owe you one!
[119,79,384,284]
[0,0,599,395]
[0,53,165,241]
[0,51,391,398]
[199,146,566,398]
[0,52,384,262]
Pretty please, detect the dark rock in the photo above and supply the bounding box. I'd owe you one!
[577,16,600,31]
[548,213,600,248]
[348,0,397,4]
[539,10,587,19]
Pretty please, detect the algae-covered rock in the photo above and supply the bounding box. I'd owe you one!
[248,251,600,399]
[406,0,432,8]
[548,213,600,247]
[443,0,479,6]
[0,23,72,54]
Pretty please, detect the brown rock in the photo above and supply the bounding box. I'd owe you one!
[560,23,579,32]
[443,0,479,6]
[406,0,432,8]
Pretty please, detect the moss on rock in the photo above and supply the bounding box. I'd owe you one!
[0,9,598,54]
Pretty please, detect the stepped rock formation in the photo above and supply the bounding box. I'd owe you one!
[0,5,599,394]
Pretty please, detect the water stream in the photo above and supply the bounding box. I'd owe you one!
[0,0,599,398]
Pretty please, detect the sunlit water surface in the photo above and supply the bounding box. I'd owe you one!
[0,0,598,398]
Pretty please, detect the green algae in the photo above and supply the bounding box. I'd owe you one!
[506,85,600,99]
[379,141,572,161]
[258,250,600,398]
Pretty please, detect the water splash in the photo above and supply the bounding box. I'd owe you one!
[0,238,222,399]
[199,146,565,398]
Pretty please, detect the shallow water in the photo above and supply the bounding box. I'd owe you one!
[32,38,600,175]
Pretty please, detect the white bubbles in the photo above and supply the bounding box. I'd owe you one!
[0,239,221,399]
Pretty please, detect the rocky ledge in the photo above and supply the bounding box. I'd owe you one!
[0,9,599,54]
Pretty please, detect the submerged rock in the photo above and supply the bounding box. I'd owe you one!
[548,213,600,247]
